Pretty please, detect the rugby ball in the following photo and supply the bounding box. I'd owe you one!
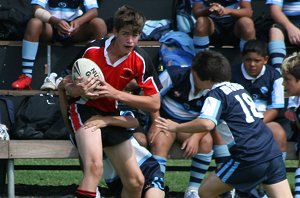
[72,58,104,81]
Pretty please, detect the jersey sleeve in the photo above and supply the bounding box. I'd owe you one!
[31,0,47,8]
[83,0,99,10]
[268,76,284,109]
[265,0,283,7]
[198,95,221,126]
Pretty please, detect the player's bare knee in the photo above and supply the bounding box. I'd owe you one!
[86,160,103,178]
[236,17,255,39]
[123,174,145,192]
[198,134,213,153]
[90,18,107,38]
[25,18,44,36]
[269,27,284,40]
[195,17,211,35]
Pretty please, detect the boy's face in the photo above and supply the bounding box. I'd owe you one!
[114,25,140,55]
[242,52,268,78]
[283,73,300,96]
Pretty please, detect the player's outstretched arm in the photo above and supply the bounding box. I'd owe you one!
[83,115,139,130]
[155,117,215,134]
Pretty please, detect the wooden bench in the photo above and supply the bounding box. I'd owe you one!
[0,139,298,198]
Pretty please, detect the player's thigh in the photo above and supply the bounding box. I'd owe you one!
[144,188,165,198]
[71,20,104,42]
[104,139,143,181]
[263,179,293,198]
[150,131,176,157]
[199,172,232,197]
[133,131,148,148]
[39,23,54,42]
[75,127,102,163]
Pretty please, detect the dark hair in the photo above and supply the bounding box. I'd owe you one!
[282,53,300,81]
[113,5,146,34]
[242,39,268,57]
[192,50,231,82]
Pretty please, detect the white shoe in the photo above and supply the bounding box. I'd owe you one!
[96,187,101,198]
[184,189,199,198]
[0,124,9,140]
[40,72,57,90]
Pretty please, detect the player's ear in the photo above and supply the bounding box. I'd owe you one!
[264,56,269,65]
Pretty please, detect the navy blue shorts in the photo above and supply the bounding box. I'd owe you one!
[69,103,132,147]
[105,156,165,198]
[216,156,286,193]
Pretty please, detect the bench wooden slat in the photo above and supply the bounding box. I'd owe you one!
[0,40,161,47]
[0,141,9,159]
[0,90,58,96]
[286,141,297,160]
[1,140,297,160]
[8,140,78,159]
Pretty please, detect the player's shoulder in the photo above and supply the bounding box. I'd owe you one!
[264,64,282,79]
[86,38,105,48]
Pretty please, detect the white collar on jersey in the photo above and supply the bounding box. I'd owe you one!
[104,36,130,67]
[241,63,266,81]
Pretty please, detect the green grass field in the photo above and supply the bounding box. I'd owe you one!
[13,159,298,193]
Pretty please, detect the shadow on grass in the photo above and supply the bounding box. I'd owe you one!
[2,184,184,198]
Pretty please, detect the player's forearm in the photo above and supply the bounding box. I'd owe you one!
[263,109,279,123]
[176,118,215,133]
[227,7,253,18]
[117,91,160,113]
[58,83,73,132]
[270,5,294,30]
[74,8,98,26]
[106,116,139,128]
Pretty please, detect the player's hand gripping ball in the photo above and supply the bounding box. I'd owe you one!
[72,58,104,99]
[72,58,104,81]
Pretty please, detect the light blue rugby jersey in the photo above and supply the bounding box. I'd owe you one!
[266,0,300,17]
[199,82,282,163]
[31,0,99,21]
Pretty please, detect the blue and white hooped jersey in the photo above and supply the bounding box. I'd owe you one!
[199,82,282,163]
[159,67,208,121]
[190,0,251,23]
[31,0,99,21]
[231,64,284,114]
[266,0,300,17]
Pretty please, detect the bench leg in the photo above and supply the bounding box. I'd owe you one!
[0,159,7,195]
[47,45,51,76]
[7,159,14,198]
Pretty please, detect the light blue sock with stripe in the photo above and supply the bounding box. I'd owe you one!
[153,155,167,174]
[193,36,209,54]
[282,152,287,161]
[187,151,213,190]
[268,40,286,72]
[295,168,300,197]
[239,39,247,52]
[22,40,39,77]
[213,144,231,168]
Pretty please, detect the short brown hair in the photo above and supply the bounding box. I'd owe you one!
[113,5,146,34]
[192,50,231,83]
